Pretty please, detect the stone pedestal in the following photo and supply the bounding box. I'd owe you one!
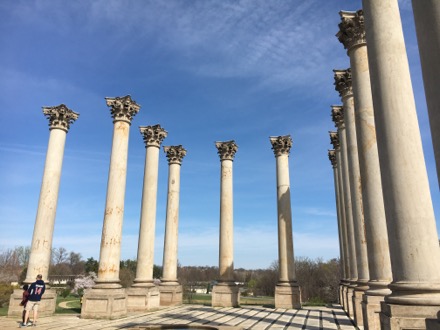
[380,302,440,330]
[275,284,301,309]
[159,284,183,306]
[8,288,56,318]
[353,288,366,328]
[81,287,127,319]
[362,293,385,330]
[211,284,240,308]
[126,285,160,311]
[346,286,355,319]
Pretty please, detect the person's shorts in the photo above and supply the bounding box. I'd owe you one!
[25,301,39,311]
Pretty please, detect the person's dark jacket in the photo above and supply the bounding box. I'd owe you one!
[27,280,46,302]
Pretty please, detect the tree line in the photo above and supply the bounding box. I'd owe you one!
[0,246,340,306]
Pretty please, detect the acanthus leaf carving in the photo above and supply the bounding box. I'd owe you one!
[42,104,79,132]
[269,135,293,157]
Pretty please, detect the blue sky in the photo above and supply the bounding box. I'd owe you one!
[0,0,438,270]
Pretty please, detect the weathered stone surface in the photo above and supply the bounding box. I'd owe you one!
[274,284,301,309]
[8,289,56,318]
[81,287,127,319]
[211,284,240,308]
[126,286,160,312]
[159,284,183,306]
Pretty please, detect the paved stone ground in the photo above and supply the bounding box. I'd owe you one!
[0,304,357,330]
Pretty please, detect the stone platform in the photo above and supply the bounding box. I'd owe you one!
[0,304,356,330]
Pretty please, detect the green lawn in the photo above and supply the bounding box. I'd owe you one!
[0,306,8,316]
[55,295,81,314]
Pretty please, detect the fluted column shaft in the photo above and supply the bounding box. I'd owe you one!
[332,109,358,284]
[338,11,392,295]
[162,146,186,283]
[97,96,139,286]
[362,0,440,305]
[134,125,167,285]
[216,141,238,283]
[328,150,347,281]
[25,105,78,283]
[335,148,350,282]
[334,71,369,289]
[412,0,440,186]
[276,151,295,282]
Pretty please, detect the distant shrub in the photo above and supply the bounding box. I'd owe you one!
[0,282,14,307]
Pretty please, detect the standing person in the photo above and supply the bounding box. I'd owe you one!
[20,284,29,324]
[21,274,46,328]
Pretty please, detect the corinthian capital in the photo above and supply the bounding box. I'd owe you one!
[42,104,79,132]
[329,131,340,150]
[334,69,353,99]
[337,10,366,51]
[164,145,187,165]
[328,149,337,167]
[140,124,168,148]
[215,140,238,161]
[269,135,293,157]
[105,95,140,124]
[331,105,344,129]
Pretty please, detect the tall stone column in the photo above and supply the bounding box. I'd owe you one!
[127,124,167,312]
[81,95,139,319]
[212,140,240,307]
[329,132,351,312]
[159,145,187,306]
[328,149,347,307]
[8,105,79,318]
[334,69,369,327]
[362,1,440,328]
[270,135,301,309]
[331,108,357,318]
[337,10,392,330]
[412,0,440,187]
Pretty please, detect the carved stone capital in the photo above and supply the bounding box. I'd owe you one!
[270,135,293,157]
[105,95,140,124]
[329,131,340,150]
[215,140,238,161]
[328,149,337,167]
[140,124,168,148]
[331,105,344,129]
[42,104,79,132]
[337,10,366,51]
[334,69,353,99]
[164,145,187,165]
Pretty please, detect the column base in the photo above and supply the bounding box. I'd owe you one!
[362,293,387,330]
[8,288,56,317]
[126,284,160,312]
[81,286,127,319]
[211,283,240,307]
[380,301,440,330]
[353,286,367,328]
[346,285,355,319]
[339,284,345,307]
[274,282,301,309]
[159,283,183,306]
[341,284,349,312]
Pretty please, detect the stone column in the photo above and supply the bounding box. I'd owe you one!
[81,95,139,319]
[331,108,357,318]
[362,1,440,328]
[328,149,347,307]
[212,140,240,307]
[337,10,392,330]
[329,132,351,312]
[159,145,186,306]
[126,124,167,312]
[334,69,369,327]
[8,105,78,318]
[412,0,440,187]
[270,135,301,309]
